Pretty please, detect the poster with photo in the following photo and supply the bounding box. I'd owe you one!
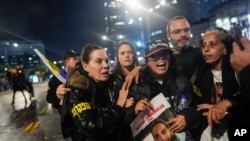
[130,93,193,141]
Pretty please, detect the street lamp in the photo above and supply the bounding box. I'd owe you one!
[102,35,108,40]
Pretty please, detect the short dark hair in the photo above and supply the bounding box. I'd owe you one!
[166,16,189,35]
[63,50,78,64]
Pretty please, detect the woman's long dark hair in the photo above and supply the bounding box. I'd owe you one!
[111,41,139,78]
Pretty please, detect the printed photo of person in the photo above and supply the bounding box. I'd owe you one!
[151,119,180,141]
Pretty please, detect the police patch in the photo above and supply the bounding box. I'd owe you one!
[71,102,92,117]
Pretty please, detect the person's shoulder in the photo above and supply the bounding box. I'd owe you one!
[49,75,61,82]
[109,74,120,83]
[110,71,124,80]
[67,69,90,89]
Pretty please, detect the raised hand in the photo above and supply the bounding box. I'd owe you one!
[230,37,250,73]
[166,115,186,133]
[207,100,232,126]
[116,84,129,107]
[134,98,148,114]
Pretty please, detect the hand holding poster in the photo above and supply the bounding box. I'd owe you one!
[130,93,193,141]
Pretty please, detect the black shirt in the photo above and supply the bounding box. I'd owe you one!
[174,47,203,80]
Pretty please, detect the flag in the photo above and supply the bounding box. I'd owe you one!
[34,49,66,83]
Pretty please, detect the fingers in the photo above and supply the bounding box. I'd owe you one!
[167,116,186,133]
[167,121,182,133]
[56,84,71,100]
[122,78,130,90]
[135,75,139,84]
[122,77,133,90]
[232,42,241,53]
[135,104,146,114]
[135,99,148,114]
[207,107,224,126]
[169,123,180,133]
[241,37,250,51]
[124,66,142,87]
[125,97,134,108]
[207,108,213,126]
[207,108,221,126]
[123,74,134,90]
[233,37,250,52]
[137,99,148,107]
[117,89,128,107]
[199,102,230,126]
[166,117,174,124]
[119,88,129,99]
[197,104,213,111]
[127,97,134,101]
[134,66,142,84]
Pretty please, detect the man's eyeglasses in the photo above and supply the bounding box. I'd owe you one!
[170,27,190,35]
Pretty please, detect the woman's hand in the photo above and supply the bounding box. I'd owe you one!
[123,66,142,90]
[56,83,71,100]
[230,37,250,73]
[125,97,134,108]
[134,99,148,114]
[166,115,186,133]
[197,101,232,126]
[197,103,214,117]
[116,85,129,107]
[207,100,232,126]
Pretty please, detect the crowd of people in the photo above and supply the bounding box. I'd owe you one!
[45,15,250,141]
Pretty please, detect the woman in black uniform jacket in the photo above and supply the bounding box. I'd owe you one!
[64,44,128,141]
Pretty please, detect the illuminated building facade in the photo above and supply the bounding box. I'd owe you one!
[210,0,250,39]
[0,41,45,70]
[103,0,228,61]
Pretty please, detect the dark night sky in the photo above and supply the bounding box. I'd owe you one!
[0,0,106,60]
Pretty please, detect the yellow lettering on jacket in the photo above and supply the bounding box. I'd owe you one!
[71,102,92,117]
[193,85,202,97]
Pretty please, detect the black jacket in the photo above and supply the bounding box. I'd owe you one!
[123,67,200,140]
[193,65,240,140]
[174,47,203,80]
[46,75,62,110]
[237,65,250,102]
[227,65,250,140]
[111,70,156,141]
[63,66,125,141]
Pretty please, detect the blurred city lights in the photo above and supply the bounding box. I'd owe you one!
[13,43,18,47]
[102,35,108,40]
[128,19,134,24]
